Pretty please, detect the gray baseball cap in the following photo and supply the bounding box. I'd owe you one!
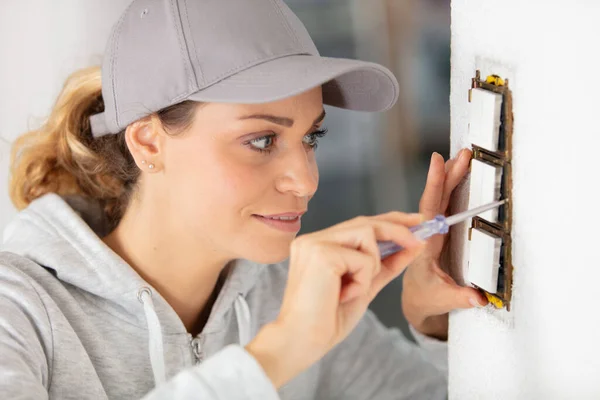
[90,0,399,137]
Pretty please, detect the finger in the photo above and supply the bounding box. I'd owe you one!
[357,216,424,278]
[370,219,423,252]
[323,218,423,256]
[298,241,375,304]
[314,223,381,281]
[441,148,472,212]
[428,265,489,311]
[329,246,377,304]
[349,226,382,279]
[338,211,421,229]
[442,285,489,311]
[371,212,424,226]
[307,241,375,278]
[419,152,446,218]
[370,245,424,296]
[367,219,426,284]
[430,261,456,283]
[313,216,424,290]
[444,156,458,173]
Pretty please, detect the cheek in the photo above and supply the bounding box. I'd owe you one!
[213,159,268,207]
[166,139,270,219]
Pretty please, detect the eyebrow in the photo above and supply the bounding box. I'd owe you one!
[238,109,326,128]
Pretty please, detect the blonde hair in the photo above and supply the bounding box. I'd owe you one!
[9,66,198,228]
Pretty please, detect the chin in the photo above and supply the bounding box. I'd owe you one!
[240,239,293,265]
[245,248,291,265]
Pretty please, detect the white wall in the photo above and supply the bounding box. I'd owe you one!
[449,1,600,399]
[0,0,129,231]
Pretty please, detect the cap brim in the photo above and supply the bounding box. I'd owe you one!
[187,55,399,112]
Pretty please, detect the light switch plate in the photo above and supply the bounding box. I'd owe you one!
[467,228,502,294]
[468,159,502,222]
[460,69,514,310]
[468,88,503,151]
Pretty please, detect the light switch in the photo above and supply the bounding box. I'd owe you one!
[468,88,503,151]
[468,159,502,222]
[467,228,502,294]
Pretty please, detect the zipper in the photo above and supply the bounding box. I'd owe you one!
[190,334,204,364]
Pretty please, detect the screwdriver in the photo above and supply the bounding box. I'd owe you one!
[378,200,506,259]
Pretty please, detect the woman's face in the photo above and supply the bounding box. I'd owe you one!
[158,87,324,263]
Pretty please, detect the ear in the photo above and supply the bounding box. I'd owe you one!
[125,115,165,172]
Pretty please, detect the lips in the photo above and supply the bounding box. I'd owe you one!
[261,212,303,218]
[253,211,306,233]
[263,215,298,221]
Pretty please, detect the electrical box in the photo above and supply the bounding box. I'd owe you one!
[466,71,514,310]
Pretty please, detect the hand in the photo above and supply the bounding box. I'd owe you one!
[246,213,426,388]
[402,149,488,341]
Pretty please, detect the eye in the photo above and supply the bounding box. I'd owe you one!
[247,134,276,153]
[303,128,329,150]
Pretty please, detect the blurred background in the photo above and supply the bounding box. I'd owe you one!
[287,0,451,339]
[0,0,451,339]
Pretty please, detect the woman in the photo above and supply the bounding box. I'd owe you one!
[0,0,487,398]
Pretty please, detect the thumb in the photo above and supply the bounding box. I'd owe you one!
[430,265,489,310]
[449,286,489,310]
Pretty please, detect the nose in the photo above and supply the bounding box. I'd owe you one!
[275,146,318,198]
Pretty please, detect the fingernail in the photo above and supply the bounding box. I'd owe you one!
[409,213,426,223]
[469,297,485,308]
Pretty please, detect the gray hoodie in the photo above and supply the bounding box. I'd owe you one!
[0,193,447,399]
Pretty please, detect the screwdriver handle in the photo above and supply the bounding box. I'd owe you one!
[377,215,448,259]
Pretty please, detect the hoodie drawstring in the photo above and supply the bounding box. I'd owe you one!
[138,288,252,387]
[234,293,252,346]
[139,288,166,386]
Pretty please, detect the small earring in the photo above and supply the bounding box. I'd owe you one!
[148,163,155,170]
[141,160,146,165]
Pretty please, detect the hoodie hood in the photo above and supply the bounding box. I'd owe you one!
[1,192,264,336]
